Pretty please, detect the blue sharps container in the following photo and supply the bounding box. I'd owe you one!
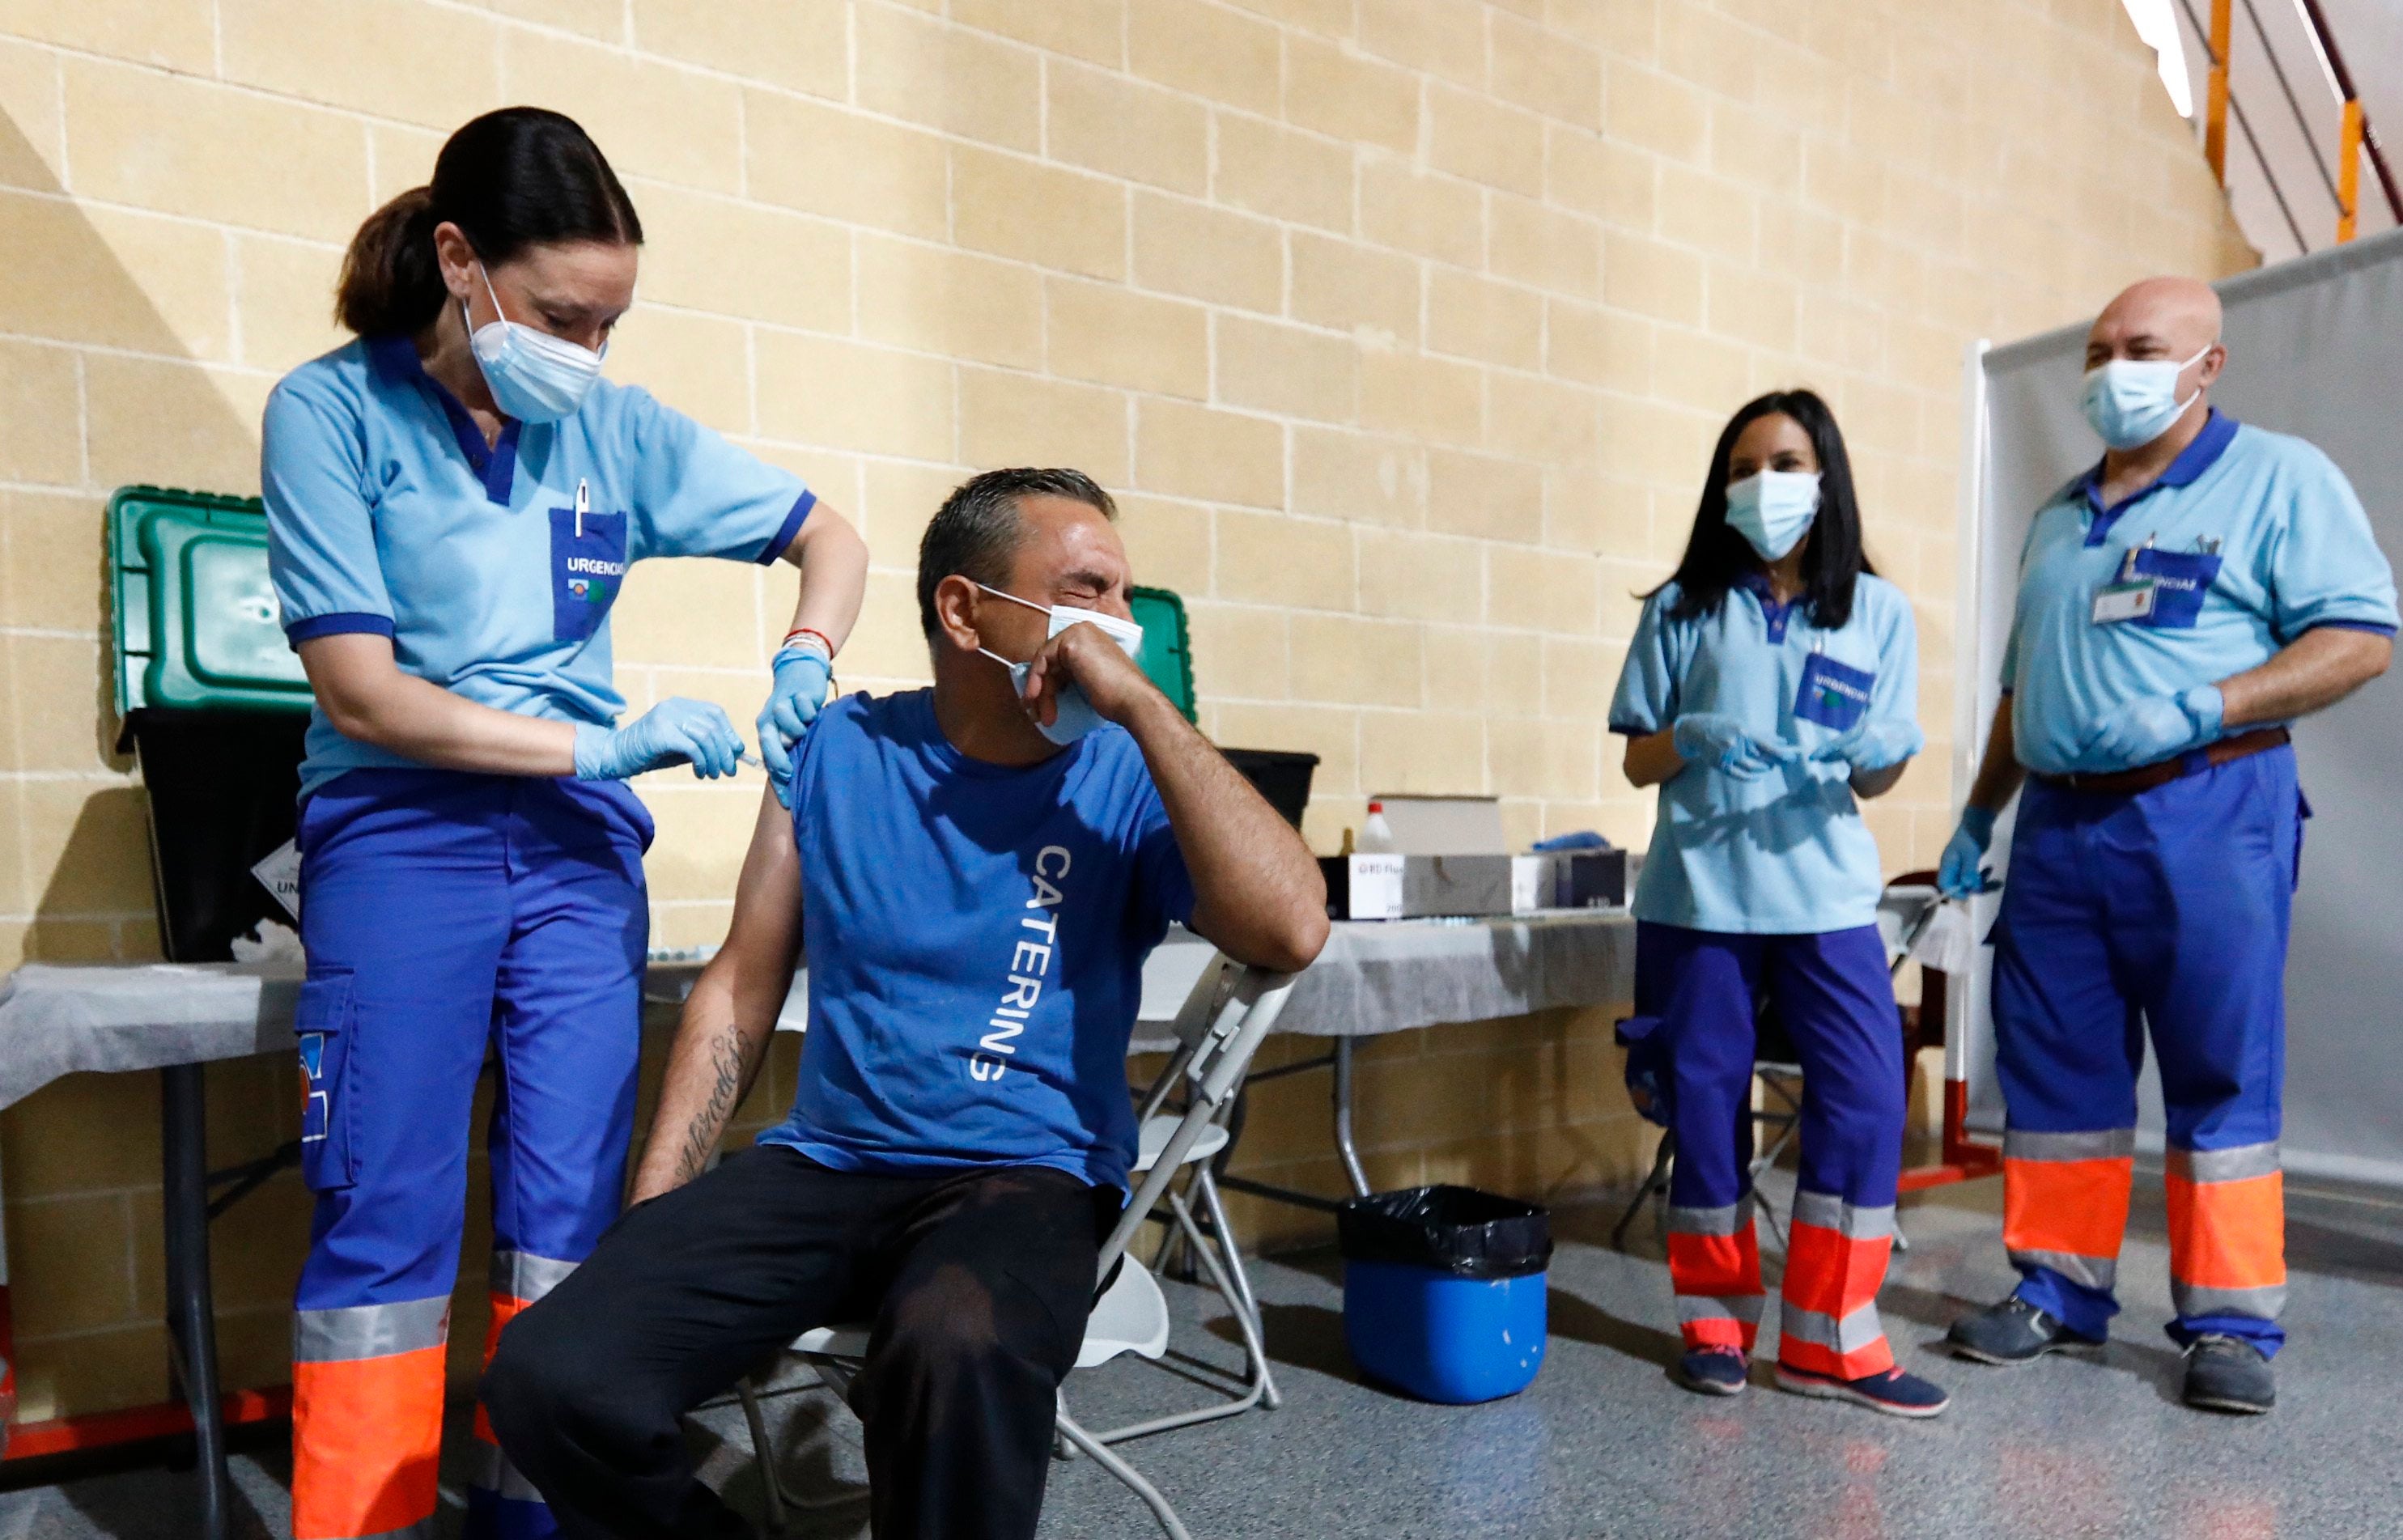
[1339,1185,1552,1404]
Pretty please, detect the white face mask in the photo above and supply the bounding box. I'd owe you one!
[465,264,607,423]
[973,584,1144,746]
[1723,469,1822,561]
[2080,342,2213,452]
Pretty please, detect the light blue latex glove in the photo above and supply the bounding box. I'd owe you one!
[573,698,744,782]
[1672,713,1799,778]
[1938,806,1998,898]
[757,645,834,795]
[1810,719,1926,773]
[2082,685,2224,770]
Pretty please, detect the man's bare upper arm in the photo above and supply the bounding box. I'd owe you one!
[715,786,805,1006]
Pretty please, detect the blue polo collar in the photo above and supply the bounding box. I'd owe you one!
[367,333,520,506]
[2078,408,2239,546]
[1737,571,1801,643]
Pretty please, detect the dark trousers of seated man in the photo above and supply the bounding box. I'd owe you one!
[482,1145,1113,1540]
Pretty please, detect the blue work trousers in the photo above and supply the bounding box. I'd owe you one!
[1635,923,1905,1377]
[290,769,650,1540]
[1993,745,2299,1355]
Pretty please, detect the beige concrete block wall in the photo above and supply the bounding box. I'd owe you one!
[0,0,2248,1418]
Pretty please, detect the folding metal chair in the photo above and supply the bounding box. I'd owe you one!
[734,964,1298,1540]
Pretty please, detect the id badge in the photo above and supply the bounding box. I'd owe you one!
[550,504,629,643]
[2091,581,2155,625]
[1794,651,1875,731]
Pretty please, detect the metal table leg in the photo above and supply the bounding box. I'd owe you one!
[160,1063,232,1540]
[1330,1037,1370,1199]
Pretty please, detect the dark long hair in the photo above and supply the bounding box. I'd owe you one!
[335,107,643,337]
[1649,388,1874,630]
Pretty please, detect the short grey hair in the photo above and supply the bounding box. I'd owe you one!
[915,468,1117,640]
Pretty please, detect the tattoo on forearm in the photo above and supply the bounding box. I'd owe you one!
[675,1022,754,1184]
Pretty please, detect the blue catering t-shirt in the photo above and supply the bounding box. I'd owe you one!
[757,689,1198,1192]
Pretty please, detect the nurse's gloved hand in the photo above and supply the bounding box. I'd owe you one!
[756,644,834,790]
[1811,719,1925,773]
[574,698,745,782]
[1672,713,1798,778]
[2082,685,2224,769]
[1937,806,1998,898]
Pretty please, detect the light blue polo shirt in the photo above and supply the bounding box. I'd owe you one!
[262,335,814,797]
[1609,572,1919,935]
[2002,411,2398,775]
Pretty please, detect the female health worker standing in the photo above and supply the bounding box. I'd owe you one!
[263,108,868,1540]
[1607,390,1947,1419]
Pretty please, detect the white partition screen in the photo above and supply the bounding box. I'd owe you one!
[1955,228,2403,1186]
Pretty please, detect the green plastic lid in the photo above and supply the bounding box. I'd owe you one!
[1128,585,1195,723]
[110,486,313,720]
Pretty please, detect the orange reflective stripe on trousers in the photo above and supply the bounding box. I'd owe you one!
[2165,1141,2286,1321]
[291,1296,450,1540]
[1777,1190,1896,1379]
[1666,1198,1764,1351]
[2002,1128,2135,1292]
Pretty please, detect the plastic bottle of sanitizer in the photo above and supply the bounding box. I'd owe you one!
[1357,800,1397,855]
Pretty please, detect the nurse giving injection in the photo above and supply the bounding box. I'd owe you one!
[261,108,867,1540]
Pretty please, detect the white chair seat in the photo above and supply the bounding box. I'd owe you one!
[793,1322,868,1356]
[787,1254,1167,1374]
[1133,1114,1227,1173]
[1078,1254,1169,1369]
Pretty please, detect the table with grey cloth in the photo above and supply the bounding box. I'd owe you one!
[0,910,1636,1113]
[0,909,1632,1533]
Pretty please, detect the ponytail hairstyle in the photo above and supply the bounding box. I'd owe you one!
[1648,388,1875,631]
[335,107,643,337]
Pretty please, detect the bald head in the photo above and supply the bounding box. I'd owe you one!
[2087,276,2223,371]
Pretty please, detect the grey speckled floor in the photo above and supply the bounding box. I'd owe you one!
[8,1165,2403,1539]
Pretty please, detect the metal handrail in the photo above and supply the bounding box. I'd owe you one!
[2189,0,2401,248]
[2177,0,2311,252]
[2287,0,2403,221]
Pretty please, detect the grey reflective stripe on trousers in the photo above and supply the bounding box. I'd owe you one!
[2004,1127,2137,1162]
[467,1437,548,1503]
[294,1294,452,1363]
[490,1249,580,1304]
[2007,1245,2117,1292]
[1780,1298,1885,1355]
[1666,1196,1755,1237]
[2172,1280,2287,1321]
[1790,1190,1896,1241]
[2166,1141,2281,1183]
[1676,1292,1764,1326]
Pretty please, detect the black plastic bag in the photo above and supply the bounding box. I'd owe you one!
[1337,1185,1552,1280]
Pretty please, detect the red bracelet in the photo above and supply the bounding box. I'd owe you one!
[781,626,834,658]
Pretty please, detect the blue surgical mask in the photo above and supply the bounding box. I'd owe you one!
[465,264,607,423]
[1724,469,1821,561]
[2080,342,2212,451]
[974,585,1145,747]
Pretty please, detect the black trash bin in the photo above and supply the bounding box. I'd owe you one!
[110,486,316,961]
[1338,1185,1552,1403]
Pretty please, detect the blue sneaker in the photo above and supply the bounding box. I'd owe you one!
[1774,1363,1951,1419]
[1675,1345,1749,1396]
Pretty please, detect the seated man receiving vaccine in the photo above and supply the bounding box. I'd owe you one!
[482,468,1329,1540]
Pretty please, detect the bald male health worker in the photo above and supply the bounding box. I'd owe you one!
[1938,277,2396,1415]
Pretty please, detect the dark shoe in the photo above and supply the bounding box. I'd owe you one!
[2182,1334,2274,1415]
[1774,1363,1951,1419]
[1676,1345,1749,1396]
[1945,1296,2106,1364]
